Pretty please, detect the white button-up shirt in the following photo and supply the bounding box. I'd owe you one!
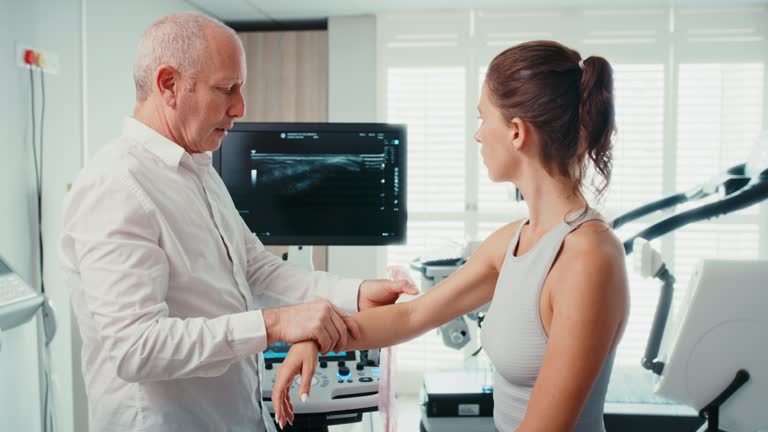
[60,117,361,432]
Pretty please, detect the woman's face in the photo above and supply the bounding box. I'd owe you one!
[474,82,519,183]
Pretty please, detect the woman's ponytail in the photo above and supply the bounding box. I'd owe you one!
[578,56,616,201]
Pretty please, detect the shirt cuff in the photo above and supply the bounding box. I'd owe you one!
[334,278,364,315]
[228,310,268,358]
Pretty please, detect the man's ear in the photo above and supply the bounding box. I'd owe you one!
[509,117,528,151]
[155,65,178,108]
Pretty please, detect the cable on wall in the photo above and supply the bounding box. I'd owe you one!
[28,57,55,432]
[28,67,45,296]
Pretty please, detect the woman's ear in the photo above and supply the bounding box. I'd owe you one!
[509,117,527,151]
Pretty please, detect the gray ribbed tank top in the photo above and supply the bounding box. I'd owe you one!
[481,209,615,432]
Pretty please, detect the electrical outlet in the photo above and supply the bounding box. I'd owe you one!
[14,42,60,74]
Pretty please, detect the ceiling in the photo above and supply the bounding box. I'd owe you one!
[185,0,768,23]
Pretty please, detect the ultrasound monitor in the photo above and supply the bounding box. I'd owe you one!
[212,122,407,246]
[263,341,356,365]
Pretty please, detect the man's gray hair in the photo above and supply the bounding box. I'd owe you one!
[133,12,237,101]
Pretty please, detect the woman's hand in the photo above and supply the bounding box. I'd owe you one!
[272,341,318,429]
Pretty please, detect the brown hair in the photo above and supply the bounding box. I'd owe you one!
[485,40,616,201]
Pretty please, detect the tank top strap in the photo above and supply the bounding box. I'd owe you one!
[563,207,608,234]
[503,209,606,262]
[504,218,529,258]
[538,208,608,269]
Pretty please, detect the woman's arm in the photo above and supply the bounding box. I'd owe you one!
[518,229,629,432]
[343,220,521,351]
[269,233,505,427]
[270,220,522,426]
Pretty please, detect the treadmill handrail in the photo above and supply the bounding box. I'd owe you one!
[612,192,690,230]
[623,177,768,254]
[611,163,749,230]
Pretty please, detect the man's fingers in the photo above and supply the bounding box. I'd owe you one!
[343,314,361,340]
[386,265,415,282]
[316,328,332,354]
[327,308,348,352]
[331,303,360,340]
[322,313,341,354]
[398,279,420,295]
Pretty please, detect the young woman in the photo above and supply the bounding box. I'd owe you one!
[272,40,629,432]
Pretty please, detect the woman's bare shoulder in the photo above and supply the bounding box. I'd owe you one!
[564,219,624,263]
[553,219,628,302]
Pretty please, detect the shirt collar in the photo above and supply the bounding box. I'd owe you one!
[123,117,186,168]
[190,151,213,169]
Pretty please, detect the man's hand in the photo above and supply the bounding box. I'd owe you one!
[357,266,419,311]
[263,300,360,354]
[271,341,318,430]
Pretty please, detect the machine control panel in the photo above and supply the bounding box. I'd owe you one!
[261,343,381,416]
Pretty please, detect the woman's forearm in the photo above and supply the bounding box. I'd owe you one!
[344,300,425,351]
[340,240,503,352]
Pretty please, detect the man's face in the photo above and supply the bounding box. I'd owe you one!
[173,29,246,153]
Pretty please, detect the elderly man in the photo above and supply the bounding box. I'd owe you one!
[60,12,415,432]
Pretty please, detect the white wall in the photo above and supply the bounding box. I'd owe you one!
[0,1,83,432]
[1,1,205,432]
[327,15,388,279]
[84,0,203,158]
[0,3,44,432]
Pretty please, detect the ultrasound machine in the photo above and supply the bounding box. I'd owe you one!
[213,122,407,431]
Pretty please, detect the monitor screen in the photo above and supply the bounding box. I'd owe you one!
[263,341,356,364]
[213,122,407,245]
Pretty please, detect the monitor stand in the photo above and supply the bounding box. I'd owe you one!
[286,245,314,272]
